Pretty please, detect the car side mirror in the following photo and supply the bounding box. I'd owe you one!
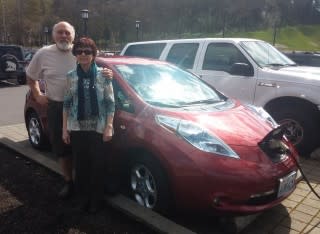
[230,63,253,76]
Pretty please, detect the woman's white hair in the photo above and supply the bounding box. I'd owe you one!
[52,21,75,41]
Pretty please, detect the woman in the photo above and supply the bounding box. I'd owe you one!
[62,37,115,214]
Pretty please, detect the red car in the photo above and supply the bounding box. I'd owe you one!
[24,56,299,215]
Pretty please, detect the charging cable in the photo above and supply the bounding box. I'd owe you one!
[290,153,320,200]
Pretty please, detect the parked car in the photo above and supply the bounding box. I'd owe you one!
[284,51,320,67]
[24,56,299,215]
[120,38,320,156]
[24,50,36,65]
[0,45,27,84]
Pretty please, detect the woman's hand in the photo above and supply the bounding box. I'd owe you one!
[62,129,70,144]
[103,124,113,142]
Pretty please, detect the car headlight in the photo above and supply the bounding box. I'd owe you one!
[246,104,279,128]
[156,115,239,158]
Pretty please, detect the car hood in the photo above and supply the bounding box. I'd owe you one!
[163,102,273,147]
[261,66,320,86]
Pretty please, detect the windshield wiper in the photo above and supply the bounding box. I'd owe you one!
[265,63,298,68]
[265,63,285,67]
[146,101,180,108]
[182,98,222,106]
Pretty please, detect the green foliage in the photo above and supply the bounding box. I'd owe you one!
[1,0,320,51]
[229,25,320,51]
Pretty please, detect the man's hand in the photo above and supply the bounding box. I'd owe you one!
[102,68,113,80]
[35,94,48,105]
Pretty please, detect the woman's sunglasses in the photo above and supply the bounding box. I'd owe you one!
[75,49,93,55]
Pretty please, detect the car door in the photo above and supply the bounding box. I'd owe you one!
[111,80,138,150]
[195,41,257,104]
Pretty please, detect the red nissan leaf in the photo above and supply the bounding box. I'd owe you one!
[24,56,299,215]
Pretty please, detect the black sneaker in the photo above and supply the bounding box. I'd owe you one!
[58,181,74,200]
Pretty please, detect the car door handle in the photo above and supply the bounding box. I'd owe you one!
[120,125,126,130]
[258,82,279,88]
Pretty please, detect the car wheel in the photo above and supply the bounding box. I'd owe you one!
[270,106,320,157]
[17,75,26,85]
[128,153,171,215]
[27,112,48,149]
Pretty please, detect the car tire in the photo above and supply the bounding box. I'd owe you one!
[270,105,320,157]
[0,54,18,73]
[127,153,171,215]
[26,112,48,149]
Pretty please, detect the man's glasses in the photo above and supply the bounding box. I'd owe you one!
[75,49,93,55]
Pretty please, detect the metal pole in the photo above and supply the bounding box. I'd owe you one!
[84,19,87,36]
[272,22,277,46]
[1,0,7,44]
[136,27,139,41]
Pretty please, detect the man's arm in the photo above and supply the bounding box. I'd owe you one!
[27,76,48,105]
[101,68,113,80]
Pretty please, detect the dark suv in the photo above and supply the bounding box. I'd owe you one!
[0,45,27,84]
[284,51,320,67]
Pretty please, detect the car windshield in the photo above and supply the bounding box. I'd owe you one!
[115,63,224,107]
[239,41,296,67]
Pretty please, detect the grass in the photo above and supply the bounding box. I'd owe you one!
[228,24,320,51]
[138,24,320,52]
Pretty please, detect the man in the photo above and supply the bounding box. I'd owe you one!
[27,21,112,199]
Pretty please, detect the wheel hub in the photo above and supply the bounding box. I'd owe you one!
[131,164,157,209]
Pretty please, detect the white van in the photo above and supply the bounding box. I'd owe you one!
[121,38,320,156]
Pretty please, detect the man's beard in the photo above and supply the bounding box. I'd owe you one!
[56,41,72,51]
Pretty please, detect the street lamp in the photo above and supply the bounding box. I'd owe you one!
[135,20,141,41]
[81,9,89,36]
[43,26,49,45]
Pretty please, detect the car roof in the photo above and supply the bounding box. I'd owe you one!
[123,38,262,45]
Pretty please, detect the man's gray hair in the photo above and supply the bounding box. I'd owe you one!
[52,21,75,41]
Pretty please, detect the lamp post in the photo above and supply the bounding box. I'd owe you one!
[272,22,277,46]
[135,20,141,41]
[43,26,48,45]
[81,9,89,36]
[312,0,316,22]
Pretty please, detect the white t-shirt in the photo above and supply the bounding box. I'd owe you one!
[26,44,76,102]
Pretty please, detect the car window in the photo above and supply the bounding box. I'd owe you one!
[202,43,249,73]
[112,80,134,113]
[0,46,24,60]
[166,43,199,69]
[240,41,294,67]
[123,43,166,59]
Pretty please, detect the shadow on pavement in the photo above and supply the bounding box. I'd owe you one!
[0,146,156,234]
